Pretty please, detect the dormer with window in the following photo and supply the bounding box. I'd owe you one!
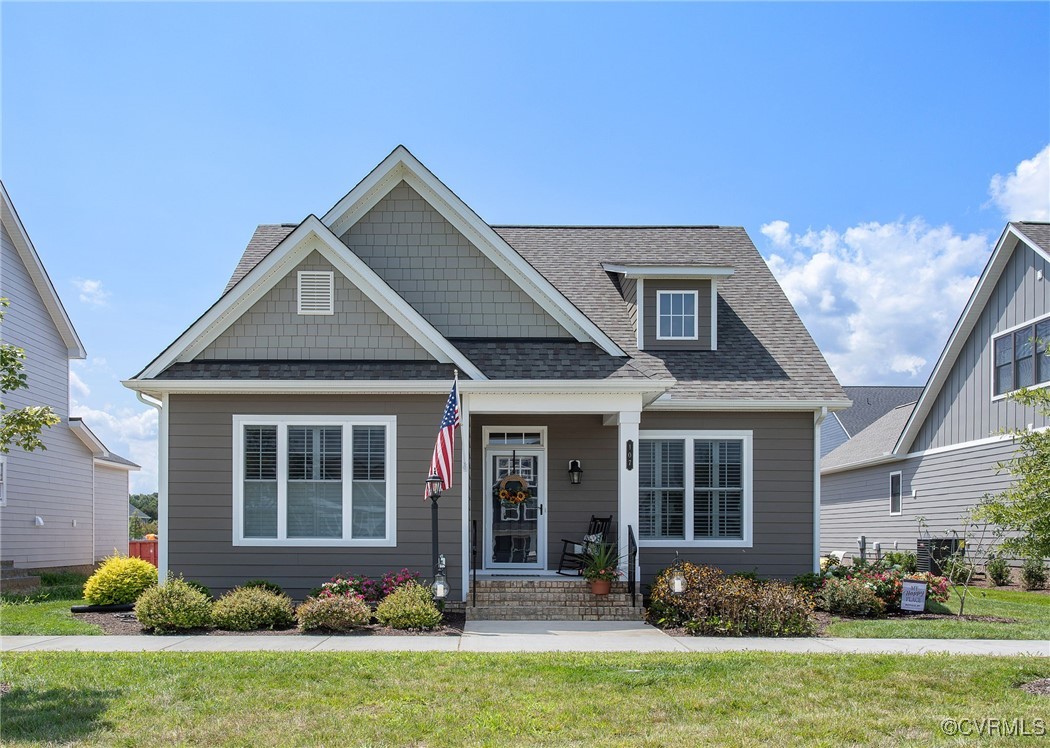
[603,263,734,351]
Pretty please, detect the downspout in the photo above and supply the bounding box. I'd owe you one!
[813,407,828,573]
[137,392,167,583]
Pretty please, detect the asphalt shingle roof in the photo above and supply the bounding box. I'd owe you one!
[192,223,845,403]
[821,403,915,471]
[1015,221,1050,254]
[837,386,924,437]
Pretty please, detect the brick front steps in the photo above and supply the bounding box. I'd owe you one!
[467,578,642,621]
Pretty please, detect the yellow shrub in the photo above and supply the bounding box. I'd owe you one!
[83,554,157,605]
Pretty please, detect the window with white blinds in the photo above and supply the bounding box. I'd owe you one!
[638,431,752,547]
[233,415,396,546]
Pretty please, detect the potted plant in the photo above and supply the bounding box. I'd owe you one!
[582,543,622,595]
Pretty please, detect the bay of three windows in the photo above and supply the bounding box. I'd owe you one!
[994,317,1050,396]
[239,417,393,543]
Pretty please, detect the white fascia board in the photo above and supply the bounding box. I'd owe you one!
[321,146,627,357]
[893,224,1036,454]
[0,181,87,359]
[602,263,736,280]
[93,458,139,472]
[646,396,853,412]
[69,418,108,456]
[124,378,675,398]
[134,215,486,382]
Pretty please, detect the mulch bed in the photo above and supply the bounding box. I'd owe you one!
[73,610,465,637]
[1020,679,1050,697]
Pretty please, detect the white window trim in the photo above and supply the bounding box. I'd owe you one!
[889,470,902,516]
[0,455,6,507]
[232,414,397,547]
[297,270,334,315]
[655,290,700,341]
[990,312,1050,401]
[637,429,753,548]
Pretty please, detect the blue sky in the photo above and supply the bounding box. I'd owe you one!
[3,1,1049,491]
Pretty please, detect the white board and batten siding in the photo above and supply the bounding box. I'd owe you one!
[94,464,131,560]
[0,224,97,568]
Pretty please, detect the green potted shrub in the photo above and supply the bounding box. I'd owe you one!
[582,543,622,595]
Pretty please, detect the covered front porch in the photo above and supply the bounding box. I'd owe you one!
[456,385,659,606]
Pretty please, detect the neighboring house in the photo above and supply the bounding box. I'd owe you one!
[124,146,848,602]
[821,222,1050,557]
[819,386,924,457]
[130,504,151,521]
[0,182,139,571]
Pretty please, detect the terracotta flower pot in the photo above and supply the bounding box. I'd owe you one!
[589,579,612,595]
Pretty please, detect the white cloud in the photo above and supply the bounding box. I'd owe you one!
[70,398,158,493]
[761,219,988,384]
[989,144,1050,221]
[72,278,111,306]
[69,369,91,398]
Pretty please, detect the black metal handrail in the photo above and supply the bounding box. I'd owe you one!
[627,524,638,606]
[471,519,478,607]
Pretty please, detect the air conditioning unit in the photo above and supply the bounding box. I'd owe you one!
[917,538,963,576]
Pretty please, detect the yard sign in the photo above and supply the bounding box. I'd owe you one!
[900,580,927,612]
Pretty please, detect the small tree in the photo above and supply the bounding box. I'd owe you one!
[0,300,59,453]
[974,387,1050,561]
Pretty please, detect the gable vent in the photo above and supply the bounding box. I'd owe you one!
[297,271,334,315]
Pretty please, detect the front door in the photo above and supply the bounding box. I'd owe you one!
[484,450,546,570]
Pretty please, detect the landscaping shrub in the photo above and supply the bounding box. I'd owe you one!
[375,581,442,630]
[880,551,918,573]
[940,554,973,584]
[134,577,213,633]
[212,586,295,631]
[184,580,214,599]
[647,563,815,636]
[1021,558,1047,590]
[317,568,423,603]
[83,553,157,605]
[241,579,285,597]
[296,594,372,632]
[792,573,823,593]
[817,577,885,617]
[985,555,1012,587]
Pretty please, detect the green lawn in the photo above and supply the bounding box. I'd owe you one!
[0,598,102,636]
[1,652,1048,746]
[826,588,1050,640]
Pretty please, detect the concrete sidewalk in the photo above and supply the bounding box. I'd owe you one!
[3,622,1048,655]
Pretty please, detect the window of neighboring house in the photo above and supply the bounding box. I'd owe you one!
[297,271,334,315]
[234,415,396,546]
[0,456,6,507]
[994,316,1050,396]
[639,431,752,547]
[889,471,902,515]
[656,290,698,340]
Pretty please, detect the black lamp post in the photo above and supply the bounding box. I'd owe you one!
[425,472,443,590]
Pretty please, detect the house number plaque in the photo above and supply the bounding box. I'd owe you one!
[626,439,634,470]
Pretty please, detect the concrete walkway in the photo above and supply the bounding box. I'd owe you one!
[3,622,1048,655]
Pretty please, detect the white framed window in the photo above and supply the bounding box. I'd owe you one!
[992,315,1050,397]
[889,471,902,515]
[638,430,752,547]
[297,271,334,315]
[0,456,6,507]
[233,415,396,546]
[656,290,699,340]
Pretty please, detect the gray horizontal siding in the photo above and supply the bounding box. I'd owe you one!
[642,279,712,350]
[638,411,815,582]
[1,224,96,568]
[342,181,570,339]
[197,251,432,361]
[166,394,461,599]
[914,239,1050,451]
[94,465,130,561]
[821,438,1019,555]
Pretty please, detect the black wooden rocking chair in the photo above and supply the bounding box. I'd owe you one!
[556,515,613,576]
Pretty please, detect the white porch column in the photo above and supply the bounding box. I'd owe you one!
[617,411,641,575]
[459,392,471,603]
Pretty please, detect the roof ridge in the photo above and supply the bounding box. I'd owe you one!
[492,224,733,230]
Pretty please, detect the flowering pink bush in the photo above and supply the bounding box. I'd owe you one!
[318,568,422,604]
[813,566,949,614]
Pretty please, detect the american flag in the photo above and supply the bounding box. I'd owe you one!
[426,376,460,498]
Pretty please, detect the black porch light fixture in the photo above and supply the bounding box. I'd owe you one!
[567,459,583,485]
[670,550,687,595]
